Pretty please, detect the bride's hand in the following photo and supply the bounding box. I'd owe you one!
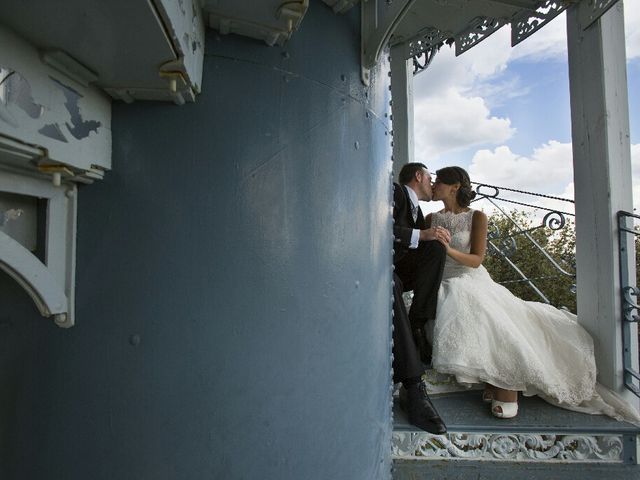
[420,226,450,245]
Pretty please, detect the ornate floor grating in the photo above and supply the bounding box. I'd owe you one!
[392,390,639,465]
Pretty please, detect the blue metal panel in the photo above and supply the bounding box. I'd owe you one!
[0,3,393,479]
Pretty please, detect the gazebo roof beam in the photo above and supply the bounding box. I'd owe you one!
[486,0,536,9]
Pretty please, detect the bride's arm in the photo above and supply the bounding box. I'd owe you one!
[446,210,488,268]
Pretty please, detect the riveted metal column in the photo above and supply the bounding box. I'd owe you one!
[0,3,395,479]
[567,1,638,407]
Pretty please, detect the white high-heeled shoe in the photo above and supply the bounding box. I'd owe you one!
[482,390,493,404]
[491,399,518,418]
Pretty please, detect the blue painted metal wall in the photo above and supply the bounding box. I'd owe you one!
[0,3,393,478]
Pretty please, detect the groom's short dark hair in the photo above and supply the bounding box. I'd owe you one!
[399,163,428,185]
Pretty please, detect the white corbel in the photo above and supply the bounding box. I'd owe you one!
[0,229,72,327]
[0,152,77,328]
[205,0,309,47]
[153,0,205,101]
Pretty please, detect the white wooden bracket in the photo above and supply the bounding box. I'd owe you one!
[0,26,108,328]
[361,0,415,85]
[0,137,76,328]
[206,0,309,47]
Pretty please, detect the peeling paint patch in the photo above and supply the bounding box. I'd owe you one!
[0,66,44,128]
[0,208,22,227]
[50,77,101,140]
[38,123,68,143]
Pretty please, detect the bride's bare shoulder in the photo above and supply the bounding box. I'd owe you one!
[472,210,488,224]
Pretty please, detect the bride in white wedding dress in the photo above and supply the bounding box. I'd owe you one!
[426,166,640,424]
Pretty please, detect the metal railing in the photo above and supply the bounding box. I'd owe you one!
[617,211,640,398]
[472,183,576,307]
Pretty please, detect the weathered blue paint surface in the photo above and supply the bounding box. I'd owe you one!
[0,3,393,479]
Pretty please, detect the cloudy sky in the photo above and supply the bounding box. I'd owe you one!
[415,5,639,216]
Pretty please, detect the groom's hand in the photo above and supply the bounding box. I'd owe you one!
[420,226,450,246]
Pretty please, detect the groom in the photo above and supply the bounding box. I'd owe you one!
[393,162,449,434]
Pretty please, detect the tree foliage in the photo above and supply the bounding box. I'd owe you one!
[483,211,577,313]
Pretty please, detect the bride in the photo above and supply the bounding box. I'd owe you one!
[426,166,640,423]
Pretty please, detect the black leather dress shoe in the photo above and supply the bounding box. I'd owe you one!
[403,381,447,435]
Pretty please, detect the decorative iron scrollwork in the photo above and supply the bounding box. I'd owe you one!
[616,211,640,397]
[474,182,576,305]
[413,48,439,74]
[543,211,566,231]
[408,27,451,75]
[392,432,624,462]
[622,286,640,323]
[488,223,501,240]
[512,1,569,47]
[456,16,507,56]
[498,236,517,258]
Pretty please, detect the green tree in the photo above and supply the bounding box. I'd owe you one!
[483,210,577,313]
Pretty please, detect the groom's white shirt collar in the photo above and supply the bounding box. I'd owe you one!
[405,185,419,210]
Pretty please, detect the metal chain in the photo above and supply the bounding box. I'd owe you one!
[472,181,575,203]
[472,195,575,217]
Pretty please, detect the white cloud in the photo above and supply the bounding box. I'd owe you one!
[469,141,573,193]
[412,2,639,192]
[464,142,640,216]
[493,6,638,62]
[625,1,640,60]
[414,88,514,161]
[466,141,574,218]
[411,14,565,164]
[413,27,515,98]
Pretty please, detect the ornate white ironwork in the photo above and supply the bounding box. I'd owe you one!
[408,27,450,58]
[512,1,569,47]
[407,27,451,74]
[456,16,507,56]
[392,432,625,462]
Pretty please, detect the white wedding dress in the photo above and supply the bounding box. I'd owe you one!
[430,208,640,424]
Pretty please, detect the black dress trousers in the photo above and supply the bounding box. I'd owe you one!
[392,241,446,382]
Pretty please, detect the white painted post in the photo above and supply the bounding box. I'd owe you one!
[390,43,415,179]
[567,1,639,407]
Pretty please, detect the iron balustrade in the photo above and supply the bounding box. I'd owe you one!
[617,211,640,398]
[469,189,639,397]
[471,183,576,307]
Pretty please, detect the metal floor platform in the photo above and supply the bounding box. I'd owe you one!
[392,390,640,479]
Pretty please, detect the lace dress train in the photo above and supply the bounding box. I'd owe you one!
[430,209,640,424]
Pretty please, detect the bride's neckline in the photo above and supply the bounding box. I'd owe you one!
[439,208,472,215]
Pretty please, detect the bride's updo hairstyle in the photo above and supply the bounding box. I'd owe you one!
[435,166,477,207]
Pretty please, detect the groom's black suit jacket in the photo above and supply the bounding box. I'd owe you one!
[393,183,426,265]
[391,182,446,381]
